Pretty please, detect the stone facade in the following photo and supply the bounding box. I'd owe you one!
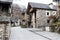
[0,0,12,40]
[26,2,57,28]
[36,9,56,28]
[30,9,56,28]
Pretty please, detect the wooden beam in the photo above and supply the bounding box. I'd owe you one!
[29,8,33,12]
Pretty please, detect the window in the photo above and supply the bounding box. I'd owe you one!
[53,11,56,15]
[46,11,50,16]
[47,12,49,15]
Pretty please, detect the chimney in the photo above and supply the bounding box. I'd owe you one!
[49,3,53,9]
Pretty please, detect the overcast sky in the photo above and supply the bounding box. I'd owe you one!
[13,0,56,8]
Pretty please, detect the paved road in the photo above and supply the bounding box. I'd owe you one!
[32,31,60,40]
[9,27,49,40]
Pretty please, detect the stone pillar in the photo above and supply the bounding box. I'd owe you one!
[32,13,35,28]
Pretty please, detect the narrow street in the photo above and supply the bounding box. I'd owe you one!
[0,0,60,40]
[9,27,49,40]
[9,27,60,40]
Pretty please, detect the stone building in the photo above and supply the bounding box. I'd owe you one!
[11,4,21,26]
[0,0,13,40]
[20,12,27,28]
[0,17,11,40]
[26,2,57,28]
[11,4,26,27]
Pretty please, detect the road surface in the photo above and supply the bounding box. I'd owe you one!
[9,27,60,40]
[9,27,49,40]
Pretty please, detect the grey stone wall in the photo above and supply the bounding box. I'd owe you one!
[0,24,11,40]
[36,9,56,28]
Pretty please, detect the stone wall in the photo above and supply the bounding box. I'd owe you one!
[0,24,5,40]
[0,23,10,40]
[36,9,56,28]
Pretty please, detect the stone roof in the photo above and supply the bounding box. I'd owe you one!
[28,2,57,11]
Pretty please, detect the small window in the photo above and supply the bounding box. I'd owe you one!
[46,11,50,16]
[53,11,56,15]
[47,12,49,15]
[47,20,50,23]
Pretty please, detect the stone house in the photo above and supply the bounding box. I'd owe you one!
[20,11,27,28]
[11,4,26,27]
[11,4,22,26]
[26,2,57,28]
[0,0,13,40]
[20,12,26,25]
